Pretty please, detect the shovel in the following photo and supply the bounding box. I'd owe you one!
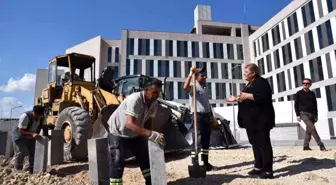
[188,72,207,178]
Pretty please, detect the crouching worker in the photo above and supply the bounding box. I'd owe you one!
[11,105,49,173]
[184,66,214,171]
[107,79,165,185]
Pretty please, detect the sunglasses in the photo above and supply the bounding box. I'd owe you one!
[303,82,311,85]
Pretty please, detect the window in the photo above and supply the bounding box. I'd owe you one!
[167,82,174,100]
[173,61,181,77]
[158,60,169,77]
[108,47,112,63]
[258,58,265,75]
[272,25,281,46]
[262,33,270,52]
[325,53,333,78]
[207,83,212,99]
[221,63,229,79]
[202,42,210,58]
[301,1,315,27]
[48,62,56,83]
[127,38,134,55]
[287,69,292,90]
[115,48,119,63]
[266,54,272,73]
[309,56,324,83]
[317,20,334,50]
[232,64,242,79]
[227,44,234,59]
[266,77,274,94]
[278,97,284,102]
[113,66,118,79]
[165,40,173,57]
[237,44,244,60]
[312,88,321,98]
[253,41,257,57]
[294,37,303,60]
[211,63,218,78]
[240,83,246,92]
[282,43,292,65]
[154,40,162,56]
[146,60,154,76]
[236,28,242,37]
[192,41,199,58]
[126,59,130,75]
[325,84,336,111]
[305,30,315,55]
[216,83,226,99]
[178,82,188,99]
[273,50,281,69]
[213,43,224,59]
[326,0,336,13]
[230,83,237,95]
[184,61,192,78]
[287,12,299,36]
[138,39,150,56]
[293,63,305,87]
[133,59,142,75]
[177,41,188,57]
[276,72,286,92]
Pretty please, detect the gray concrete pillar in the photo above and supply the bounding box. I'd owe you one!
[48,130,64,166]
[33,136,49,174]
[148,140,167,185]
[0,131,7,155]
[88,137,109,185]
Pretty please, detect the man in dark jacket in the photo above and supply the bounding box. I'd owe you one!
[11,105,49,173]
[294,78,326,151]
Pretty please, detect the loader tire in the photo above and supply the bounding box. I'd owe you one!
[55,106,92,162]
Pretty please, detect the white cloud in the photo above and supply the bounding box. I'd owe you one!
[0,73,36,93]
[0,97,24,118]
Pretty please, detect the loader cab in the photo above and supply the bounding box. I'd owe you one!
[48,53,96,87]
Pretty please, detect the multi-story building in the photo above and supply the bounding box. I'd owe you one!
[249,0,336,139]
[66,5,259,107]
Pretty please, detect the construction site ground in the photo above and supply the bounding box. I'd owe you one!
[1,146,335,185]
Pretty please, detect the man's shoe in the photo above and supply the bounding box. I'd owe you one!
[247,169,262,176]
[258,172,274,179]
[319,143,326,151]
[205,163,214,171]
[303,146,312,150]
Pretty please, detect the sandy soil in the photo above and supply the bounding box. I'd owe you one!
[1,146,335,185]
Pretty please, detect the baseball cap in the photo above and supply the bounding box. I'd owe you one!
[195,67,206,75]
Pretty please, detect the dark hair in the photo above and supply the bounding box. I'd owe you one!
[144,79,162,90]
[33,105,45,115]
[245,63,261,76]
[303,78,312,83]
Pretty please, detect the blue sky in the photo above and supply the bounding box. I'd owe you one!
[0,0,292,118]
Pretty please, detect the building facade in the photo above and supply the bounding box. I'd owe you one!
[249,0,336,139]
[66,5,259,107]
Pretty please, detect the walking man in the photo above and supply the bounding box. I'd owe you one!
[107,79,165,185]
[294,78,326,151]
[183,66,214,171]
[11,105,49,173]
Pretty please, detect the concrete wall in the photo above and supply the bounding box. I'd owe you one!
[0,120,18,132]
[213,98,331,141]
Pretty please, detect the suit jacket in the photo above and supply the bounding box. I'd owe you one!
[237,75,275,131]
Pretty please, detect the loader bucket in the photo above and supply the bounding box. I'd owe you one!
[92,104,119,139]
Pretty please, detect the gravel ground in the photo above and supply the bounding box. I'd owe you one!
[1,146,335,185]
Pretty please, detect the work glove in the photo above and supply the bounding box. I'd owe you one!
[149,131,165,148]
[188,66,197,77]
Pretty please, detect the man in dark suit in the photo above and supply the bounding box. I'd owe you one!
[294,78,326,151]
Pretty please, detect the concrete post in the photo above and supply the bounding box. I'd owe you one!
[148,140,167,185]
[88,137,109,185]
[0,131,7,155]
[48,130,64,166]
[4,131,14,158]
[33,136,49,174]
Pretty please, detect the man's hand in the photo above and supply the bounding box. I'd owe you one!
[149,131,165,147]
[224,96,238,103]
[189,66,197,77]
[297,116,301,122]
[32,133,41,140]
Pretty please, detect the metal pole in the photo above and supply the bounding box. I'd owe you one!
[10,105,22,119]
[231,77,236,139]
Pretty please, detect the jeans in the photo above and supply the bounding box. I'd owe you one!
[108,134,151,185]
[246,129,273,172]
[12,139,36,173]
[190,112,212,165]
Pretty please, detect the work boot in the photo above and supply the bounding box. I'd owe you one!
[303,146,312,151]
[204,163,214,171]
[319,143,326,151]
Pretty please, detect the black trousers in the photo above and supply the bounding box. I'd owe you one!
[190,112,212,165]
[108,134,151,185]
[246,129,273,172]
